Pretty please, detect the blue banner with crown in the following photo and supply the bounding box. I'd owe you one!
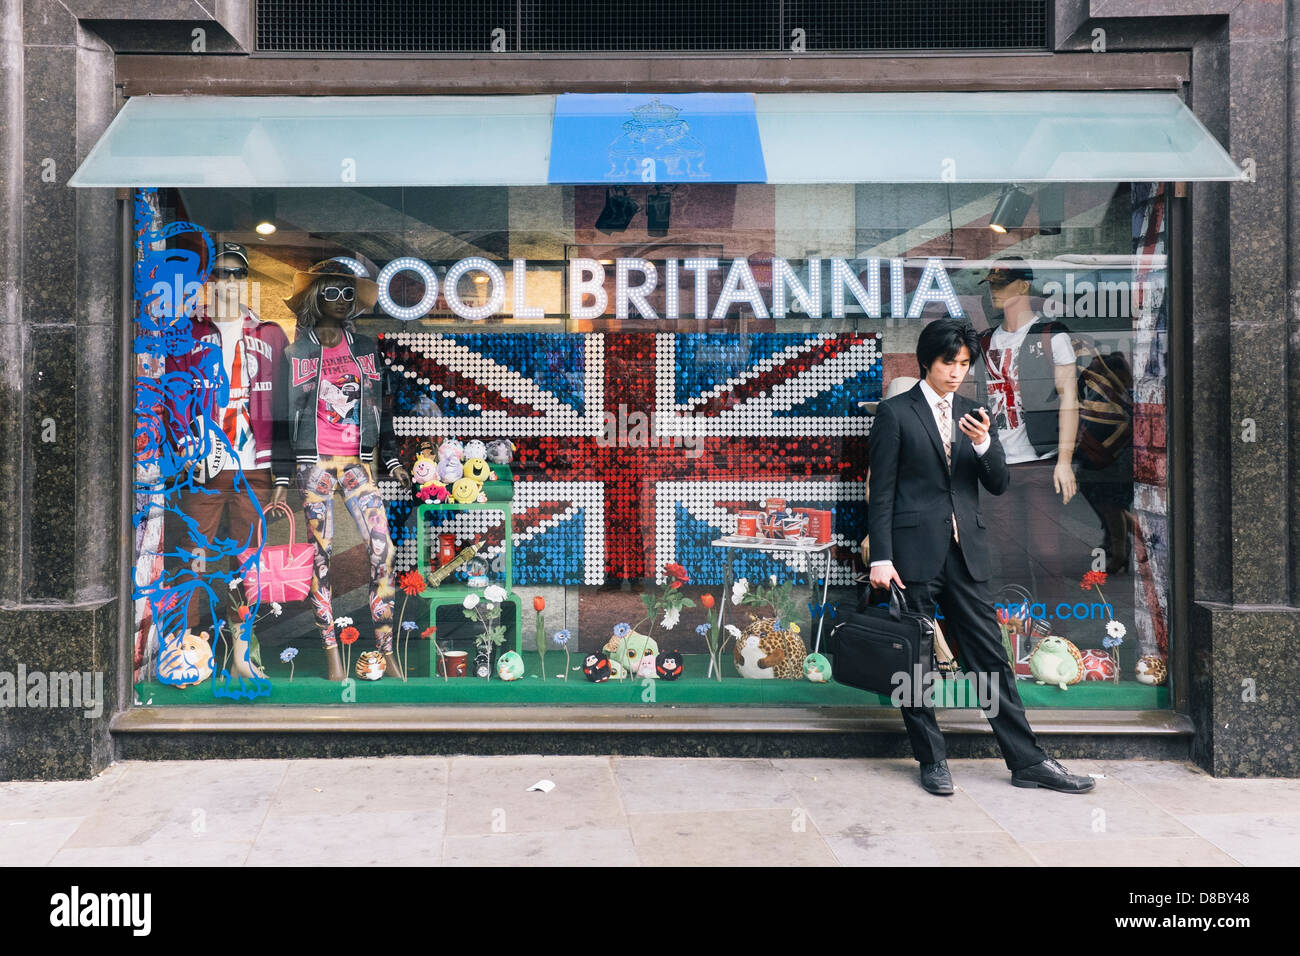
[547,93,767,184]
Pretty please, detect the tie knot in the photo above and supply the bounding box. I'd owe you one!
[937,399,949,411]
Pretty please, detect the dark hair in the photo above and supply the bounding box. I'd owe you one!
[294,274,357,333]
[916,319,980,376]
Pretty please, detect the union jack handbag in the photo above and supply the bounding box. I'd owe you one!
[240,502,314,604]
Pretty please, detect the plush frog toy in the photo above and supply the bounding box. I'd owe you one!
[803,652,832,683]
[496,650,525,681]
[603,630,659,679]
[1028,636,1084,690]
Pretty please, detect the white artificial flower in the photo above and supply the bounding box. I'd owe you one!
[271,602,283,617]
[769,574,777,587]
[661,606,680,630]
[228,578,242,590]
[333,616,353,627]
[483,584,507,604]
[1105,619,1127,639]
[462,593,481,610]
[725,624,742,639]
[731,578,749,605]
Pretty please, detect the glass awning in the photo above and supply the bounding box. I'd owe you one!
[69,91,1243,188]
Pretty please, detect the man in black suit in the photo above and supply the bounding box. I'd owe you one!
[867,319,1094,796]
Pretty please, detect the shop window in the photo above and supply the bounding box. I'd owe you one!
[129,181,1170,709]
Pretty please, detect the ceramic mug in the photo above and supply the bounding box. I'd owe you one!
[439,650,468,677]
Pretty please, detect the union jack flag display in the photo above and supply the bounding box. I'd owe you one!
[379,330,880,586]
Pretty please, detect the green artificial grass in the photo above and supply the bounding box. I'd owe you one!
[135,651,1170,709]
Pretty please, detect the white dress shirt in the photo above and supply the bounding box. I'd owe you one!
[869,380,989,569]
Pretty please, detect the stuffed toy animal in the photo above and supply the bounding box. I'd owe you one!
[157,630,213,688]
[1135,655,1168,686]
[496,650,525,681]
[655,650,684,680]
[355,650,386,681]
[438,438,464,463]
[1028,636,1084,689]
[463,439,487,461]
[437,457,463,485]
[733,618,806,679]
[583,652,611,683]
[803,652,832,683]
[604,630,659,679]
[485,439,515,465]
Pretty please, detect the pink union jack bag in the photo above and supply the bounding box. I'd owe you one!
[241,502,314,604]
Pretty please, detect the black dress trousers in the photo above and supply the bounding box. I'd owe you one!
[898,535,1048,772]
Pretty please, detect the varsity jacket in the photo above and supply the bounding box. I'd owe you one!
[272,327,401,487]
[976,316,1074,459]
[164,307,289,476]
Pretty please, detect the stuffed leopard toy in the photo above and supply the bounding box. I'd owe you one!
[734,616,807,680]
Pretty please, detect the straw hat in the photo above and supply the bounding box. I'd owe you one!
[283,258,380,315]
[859,375,919,414]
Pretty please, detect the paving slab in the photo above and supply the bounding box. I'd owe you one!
[444,828,638,866]
[1021,836,1242,867]
[613,756,798,813]
[246,809,444,866]
[271,756,448,816]
[825,829,1037,866]
[0,817,86,866]
[629,809,838,867]
[1171,813,1300,866]
[445,755,623,837]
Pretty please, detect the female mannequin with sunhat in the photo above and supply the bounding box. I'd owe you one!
[273,259,411,681]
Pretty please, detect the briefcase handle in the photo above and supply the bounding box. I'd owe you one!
[857,579,909,619]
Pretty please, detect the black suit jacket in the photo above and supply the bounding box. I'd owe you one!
[867,383,1010,583]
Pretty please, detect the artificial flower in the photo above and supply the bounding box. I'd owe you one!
[1106,619,1127,639]
[696,623,711,637]
[228,577,243,590]
[401,620,419,631]
[398,570,427,597]
[1103,635,1122,649]
[725,624,741,639]
[334,616,353,627]
[271,602,283,617]
[769,574,778,587]
[533,595,546,612]
[731,578,749,605]
[237,605,251,621]
[420,626,437,639]
[463,593,481,610]
[1081,570,1108,590]
[613,622,631,638]
[339,626,360,646]
[661,606,681,630]
[701,593,715,609]
[484,584,507,604]
[663,563,690,589]
[279,647,299,663]
[552,629,571,647]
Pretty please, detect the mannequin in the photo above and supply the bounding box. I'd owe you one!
[170,241,286,681]
[274,260,411,680]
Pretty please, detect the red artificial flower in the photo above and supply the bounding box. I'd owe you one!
[663,563,690,589]
[399,570,427,597]
[701,593,715,609]
[1081,570,1108,590]
[420,626,437,640]
[533,595,546,612]
[340,626,360,646]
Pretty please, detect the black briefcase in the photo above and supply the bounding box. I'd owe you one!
[829,582,936,696]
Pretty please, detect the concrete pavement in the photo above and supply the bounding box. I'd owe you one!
[3,756,1298,866]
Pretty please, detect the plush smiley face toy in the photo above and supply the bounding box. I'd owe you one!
[464,457,493,485]
[451,477,483,504]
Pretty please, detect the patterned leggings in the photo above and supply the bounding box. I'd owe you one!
[296,456,396,653]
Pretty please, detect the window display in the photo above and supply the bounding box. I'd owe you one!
[129,179,1172,711]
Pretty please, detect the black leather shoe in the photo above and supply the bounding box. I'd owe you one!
[919,760,955,796]
[1011,757,1095,793]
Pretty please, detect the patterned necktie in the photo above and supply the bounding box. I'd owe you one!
[937,398,958,542]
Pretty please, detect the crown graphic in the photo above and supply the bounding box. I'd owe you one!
[630,98,680,126]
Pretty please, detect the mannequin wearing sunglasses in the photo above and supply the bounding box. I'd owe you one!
[275,261,411,681]
[168,241,287,683]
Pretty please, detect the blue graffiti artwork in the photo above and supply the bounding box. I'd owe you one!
[132,188,272,700]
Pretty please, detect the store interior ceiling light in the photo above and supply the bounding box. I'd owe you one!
[251,189,277,236]
[988,185,1033,234]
